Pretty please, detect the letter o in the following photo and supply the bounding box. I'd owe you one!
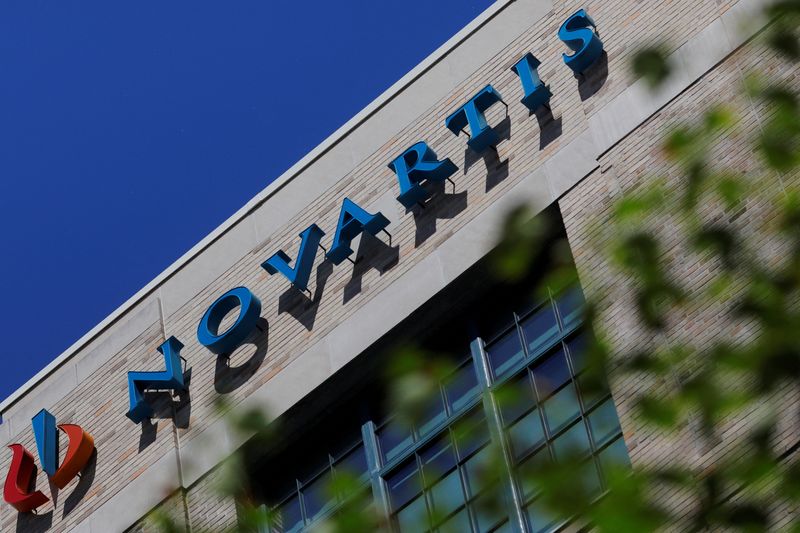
[197,287,262,355]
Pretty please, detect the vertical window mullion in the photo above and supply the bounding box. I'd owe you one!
[470,337,528,533]
[361,421,392,528]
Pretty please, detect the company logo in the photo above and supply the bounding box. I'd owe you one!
[3,409,94,513]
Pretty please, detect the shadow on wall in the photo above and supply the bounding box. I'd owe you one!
[14,450,97,532]
[343,232,400,305]
[278,260,334,330]
[138,367,193,451]
[533,105,563,150]
[578,51,609,101]
[411,180,468,247]
[463,115,512,189]
[62,449,97,517]
[214,318,269,394]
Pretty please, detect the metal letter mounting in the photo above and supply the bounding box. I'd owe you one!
[445,85,507,153]
[511,53,552,112]
[388,141,458,209]
[558,9,604,75]
[126,336,187,424]
[326,198,390,265]
[262,224,325,293]
[197,286,262,354]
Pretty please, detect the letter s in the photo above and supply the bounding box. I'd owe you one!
[558,9,604,75]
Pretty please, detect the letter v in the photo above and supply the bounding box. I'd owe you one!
[261,224,325,293]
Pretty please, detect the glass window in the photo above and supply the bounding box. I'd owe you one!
[417,391,448,439]
[336,443,369,485]
[396,495,428,532]
[588,400,623,448]
[444,360,480,414]
[259,283,630,533]
[556,287,585,332]
[542,383,581,433]
[565,332,589,372]
[453,409,490,460]
[379,419,414,465]
[498,373,535,424]
[519,305,560,358]
[387,459,422,511]
[302,469,333,523]
[274,493,303,533]
[487,327,524,379]
[532,348,571,398]
[507,409,545,460]
[552,422,592,460]
[525,498,559,533]
[598,437,631,474]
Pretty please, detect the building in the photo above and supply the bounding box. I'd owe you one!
[0,0,786,531]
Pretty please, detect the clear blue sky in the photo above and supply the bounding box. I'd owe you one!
[0,1,493,402]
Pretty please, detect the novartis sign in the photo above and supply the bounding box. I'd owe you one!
[3,9,604,513]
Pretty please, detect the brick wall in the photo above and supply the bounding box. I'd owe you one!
[559,37,800,527]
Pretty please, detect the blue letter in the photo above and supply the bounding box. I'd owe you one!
[32,410,57,477]
[262,224,325,293]
[445,85,506,153]
[511,53,552,112]
[197,286,262,354]
[388,141,457,209]
[126,336,186,424]
[558,9,604,75]
[326,198,390,265]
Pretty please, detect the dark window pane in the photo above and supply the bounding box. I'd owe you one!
[472,490,506,532]
[420,434,457,482]
[463,446,495,498]
[519,305,560,358]
[379,419,413,464]
[417,390,448,439]
[396,495,429,532]
[438,507,472,533]
[507,409,545,461]
[578,460,603,498]
[387,459,422,510]
[336,444,369,483]
[577,372,609,411]
[557,286,585,331]
[598,437,631,476]
[552,422,592,460]
[497,373,535,425]
[543,383,581,433]
[487,328,525,379]
[302,470,334,523]
[453,410,490,460]
[566,332,589,372]
[518,448,551,500]
[588,400,623,448]
[533,348,571,398]
[525,499,559,533]
[428,469,465,522]
[274,493,303,533]
[444,361,480,414]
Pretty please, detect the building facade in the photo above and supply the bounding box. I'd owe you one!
[1,0,792,531]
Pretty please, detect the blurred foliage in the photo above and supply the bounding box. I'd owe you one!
[147,4,800,532]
